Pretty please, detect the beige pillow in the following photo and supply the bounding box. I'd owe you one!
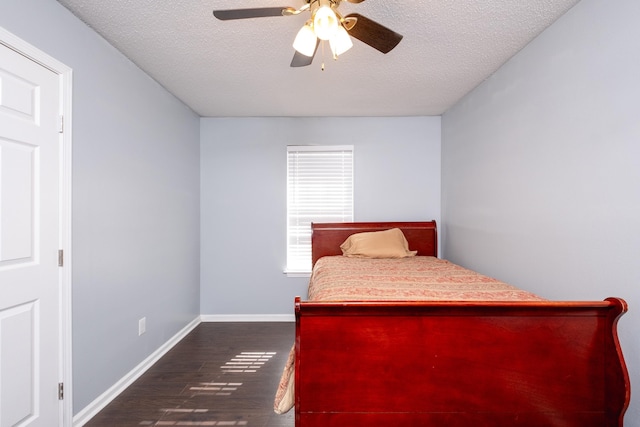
[340,228,417,258]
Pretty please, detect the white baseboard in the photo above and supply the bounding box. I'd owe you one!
[200,314,295,322]
[72,316,201,427]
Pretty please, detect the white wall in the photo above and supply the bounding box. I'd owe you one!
[200,117,441,315]
[442,0,640,422]
[0,0,201,415]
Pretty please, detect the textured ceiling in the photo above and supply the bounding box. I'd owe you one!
[56,0,580,117]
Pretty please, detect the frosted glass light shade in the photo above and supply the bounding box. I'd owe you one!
[293,25,317,57]
[313,5,339,40]
[329,26,353,57]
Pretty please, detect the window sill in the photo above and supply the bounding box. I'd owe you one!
[283,270,311,278]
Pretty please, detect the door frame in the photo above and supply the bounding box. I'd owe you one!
[0,26,73,427]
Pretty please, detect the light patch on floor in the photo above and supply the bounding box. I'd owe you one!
[189,382,243,396]
[221,352,276,373]
[145,421,249,426]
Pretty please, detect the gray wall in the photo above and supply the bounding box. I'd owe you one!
[0,0,201,414]
[441,0,639,422]
[200,117,441,315]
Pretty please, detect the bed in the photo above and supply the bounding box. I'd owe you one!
[274,221,630,426]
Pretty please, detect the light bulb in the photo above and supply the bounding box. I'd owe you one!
[313,4,339,41]
[293,24,317,57]
[329,26,353,57]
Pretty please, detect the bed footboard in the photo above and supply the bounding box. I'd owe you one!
[294,297,629,427]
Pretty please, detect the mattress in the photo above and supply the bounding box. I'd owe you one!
[273,256,544,414]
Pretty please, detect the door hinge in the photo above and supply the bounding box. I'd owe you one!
[58,382,64,400]
[58,249,64,267]
[58,115,64,133]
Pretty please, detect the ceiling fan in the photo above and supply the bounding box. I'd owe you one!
[213,0,403,67]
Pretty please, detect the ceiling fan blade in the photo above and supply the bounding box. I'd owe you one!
[213,7,291,20]
[290,40,320,67]
[344,13,403,54]
[344,0,367,3]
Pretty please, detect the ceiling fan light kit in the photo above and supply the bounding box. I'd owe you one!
[293,0,353,59]
[312,0,340,40]
[293,22,317,57]
[213,0,403,67]
[329,26,353,57]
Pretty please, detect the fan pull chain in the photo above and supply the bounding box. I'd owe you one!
[321,41,325,71]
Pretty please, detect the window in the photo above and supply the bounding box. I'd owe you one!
[286,145,354,274]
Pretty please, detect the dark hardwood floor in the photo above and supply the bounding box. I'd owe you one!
[85,322,295,427]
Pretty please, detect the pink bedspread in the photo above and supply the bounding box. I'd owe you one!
[308,256,544,302]
[273,256,544,414]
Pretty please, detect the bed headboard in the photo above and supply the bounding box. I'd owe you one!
[311,221,438,266]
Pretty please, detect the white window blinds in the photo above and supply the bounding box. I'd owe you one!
[286,145,354,273]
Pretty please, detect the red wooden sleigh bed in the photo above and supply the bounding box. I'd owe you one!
[276,221,630,426]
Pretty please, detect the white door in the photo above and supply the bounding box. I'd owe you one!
[0,42,62,426]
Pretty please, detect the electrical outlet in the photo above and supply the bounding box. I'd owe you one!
[138,317,146,336]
